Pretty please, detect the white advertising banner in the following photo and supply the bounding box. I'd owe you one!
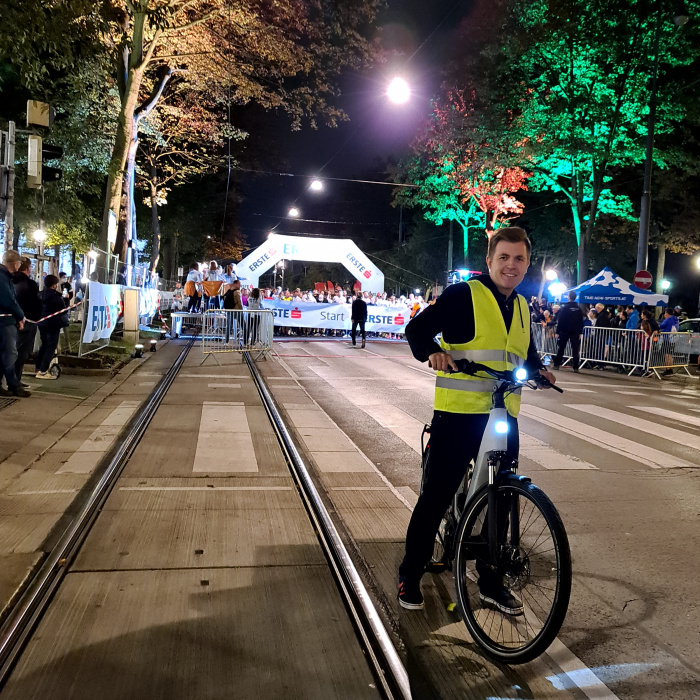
[261,300,408,334]
[237,233,385,293]
[83,282,122,344]
[139,287,159,318]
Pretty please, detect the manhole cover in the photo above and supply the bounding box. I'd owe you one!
[0,398,18,412]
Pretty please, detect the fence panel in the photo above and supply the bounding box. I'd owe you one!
[646,332,693,377]
[202,309,274,363]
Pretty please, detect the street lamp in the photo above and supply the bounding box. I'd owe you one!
[695,256,700,270]
[387,77,410,104]
[545,269,558,281]
[660,279,671,291]
[636,4,689,273]
[288,207,300,218]
[309,180,323,192]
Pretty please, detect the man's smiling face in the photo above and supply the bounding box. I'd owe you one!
[486,240,530,297]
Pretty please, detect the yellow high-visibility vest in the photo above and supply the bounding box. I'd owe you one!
[434,280,530,417]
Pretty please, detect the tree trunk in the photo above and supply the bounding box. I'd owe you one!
[114,176,130,263]
[149,167,161,273]
[579,168,605,283]
[448,220,453,271]
[70,247,76,278]
[655,243,666,294]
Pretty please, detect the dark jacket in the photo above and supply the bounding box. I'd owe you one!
[554,301,584,336]
[39,287,69,332]
[0,264,25,327]
[223,288,242,310]
[351,297,368,322]
[405,276,542,372]
[13,272,42,321]
[594,307,612,329]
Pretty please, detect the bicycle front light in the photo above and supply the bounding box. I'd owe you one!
[495,420,509,434]
[515,367,528,382]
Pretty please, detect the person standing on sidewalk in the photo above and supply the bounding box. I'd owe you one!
[13,257,41,386]
[0,250,30,397]
[553,291,584,372]
[35,275,69,380]
[351,291,368,348]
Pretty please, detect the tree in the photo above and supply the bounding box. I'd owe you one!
[96,0,382,261]
[493,0,700,282]
[394,88,529,268]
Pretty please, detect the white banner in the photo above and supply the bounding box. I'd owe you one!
[139,287,159,318]
[83,282,122,344]
[261,300,409,333]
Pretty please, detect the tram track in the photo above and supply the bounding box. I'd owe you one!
[0,340,410,700]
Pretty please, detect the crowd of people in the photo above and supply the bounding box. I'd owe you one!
[530,292,691,376]
[0,250,73,398]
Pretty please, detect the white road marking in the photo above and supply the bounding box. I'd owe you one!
[629,406,700,429]
[193,402,258,472]
[567,404,700,452]
[178,373,249,379]
[207,383,241,389]
[520,405,694,469]
[556,388,596,393]
[614,391,647,396]
[57,401,140,474]
[9,489,78,495]
[520,434,597,470]
[364,405,424,453]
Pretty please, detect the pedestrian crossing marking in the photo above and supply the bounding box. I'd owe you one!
[630,406,700,430]
[566,404,700,452]
[520,405,694,469]
[614,391,647,396]
[519,434,597,470]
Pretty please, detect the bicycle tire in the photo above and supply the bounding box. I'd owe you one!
[454,474,571,664]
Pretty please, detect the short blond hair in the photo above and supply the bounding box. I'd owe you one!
[2,250,21,265]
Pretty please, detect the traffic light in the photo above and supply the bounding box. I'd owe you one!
[27,135,63,189]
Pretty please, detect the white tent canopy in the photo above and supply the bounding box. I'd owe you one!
[559,267,668,306]
[236,233,385,293]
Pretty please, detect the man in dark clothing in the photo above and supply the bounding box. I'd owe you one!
[553,291,585,371]
[398,227,556,615]
[35,275,68,380]
[351,292,368,348]
[13,258,42,385]
[58,272,73,303]
[0,250,30,397]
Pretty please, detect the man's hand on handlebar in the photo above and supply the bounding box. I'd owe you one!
[539,369,556,387]
[428,351,458,373]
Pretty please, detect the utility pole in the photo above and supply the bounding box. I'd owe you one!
[1,121,16,253]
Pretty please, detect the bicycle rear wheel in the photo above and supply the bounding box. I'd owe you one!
[454,474,571,664]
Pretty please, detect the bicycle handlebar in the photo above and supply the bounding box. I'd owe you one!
[451,358,564,393]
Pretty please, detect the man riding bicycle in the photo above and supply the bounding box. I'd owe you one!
[398,227,556,614]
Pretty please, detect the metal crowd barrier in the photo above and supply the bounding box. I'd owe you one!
[532,323,693,377]
[202,309,274,363]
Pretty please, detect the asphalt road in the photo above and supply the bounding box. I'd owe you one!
[270,337,700,700]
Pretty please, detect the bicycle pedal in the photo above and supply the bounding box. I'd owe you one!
[426,561,449,574]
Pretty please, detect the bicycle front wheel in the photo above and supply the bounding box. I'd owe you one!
[454,475,571,664]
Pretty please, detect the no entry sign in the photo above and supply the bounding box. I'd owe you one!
[633,270,653,290]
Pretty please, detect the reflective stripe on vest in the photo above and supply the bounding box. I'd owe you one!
[434,281,529,417]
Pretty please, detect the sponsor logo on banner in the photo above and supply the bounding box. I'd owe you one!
[83,282,122,344]
[394,314,405,325]
[291,307,302,319]
[363,270,372,279]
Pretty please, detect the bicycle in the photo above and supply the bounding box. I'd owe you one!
[420,359,571,664]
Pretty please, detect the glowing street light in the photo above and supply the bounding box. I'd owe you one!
[660,279,671,291]
[695,256,700,270]
[309,180,323,192]
[387,77,410,104]
[288,207,300,217]
[33,229,46,243]
[545,269,558,281]
[87,249,98,259]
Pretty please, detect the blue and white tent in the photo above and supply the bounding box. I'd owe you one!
[560,267,668,306]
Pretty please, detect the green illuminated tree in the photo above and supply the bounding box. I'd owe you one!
[496,0,700,282]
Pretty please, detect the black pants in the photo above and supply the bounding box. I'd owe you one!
[15,324,37,382]
[187,293,200,312]
[351,319,366,345]
[36,328,60,373]
[554,331,581,369]
[399,410,519,583]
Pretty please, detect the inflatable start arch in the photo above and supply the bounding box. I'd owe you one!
[236,234,385,293]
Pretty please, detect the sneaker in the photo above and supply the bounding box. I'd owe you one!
[0,387,11,397]
[398,576,424,610]
[35,371,57,380]
[662,369,673,376]
[20,381,30,388]
[361,340,366,349]
[10,387,31,398]
[479,587,524,616]
[552,365,560,371]
[573,367,580,373]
